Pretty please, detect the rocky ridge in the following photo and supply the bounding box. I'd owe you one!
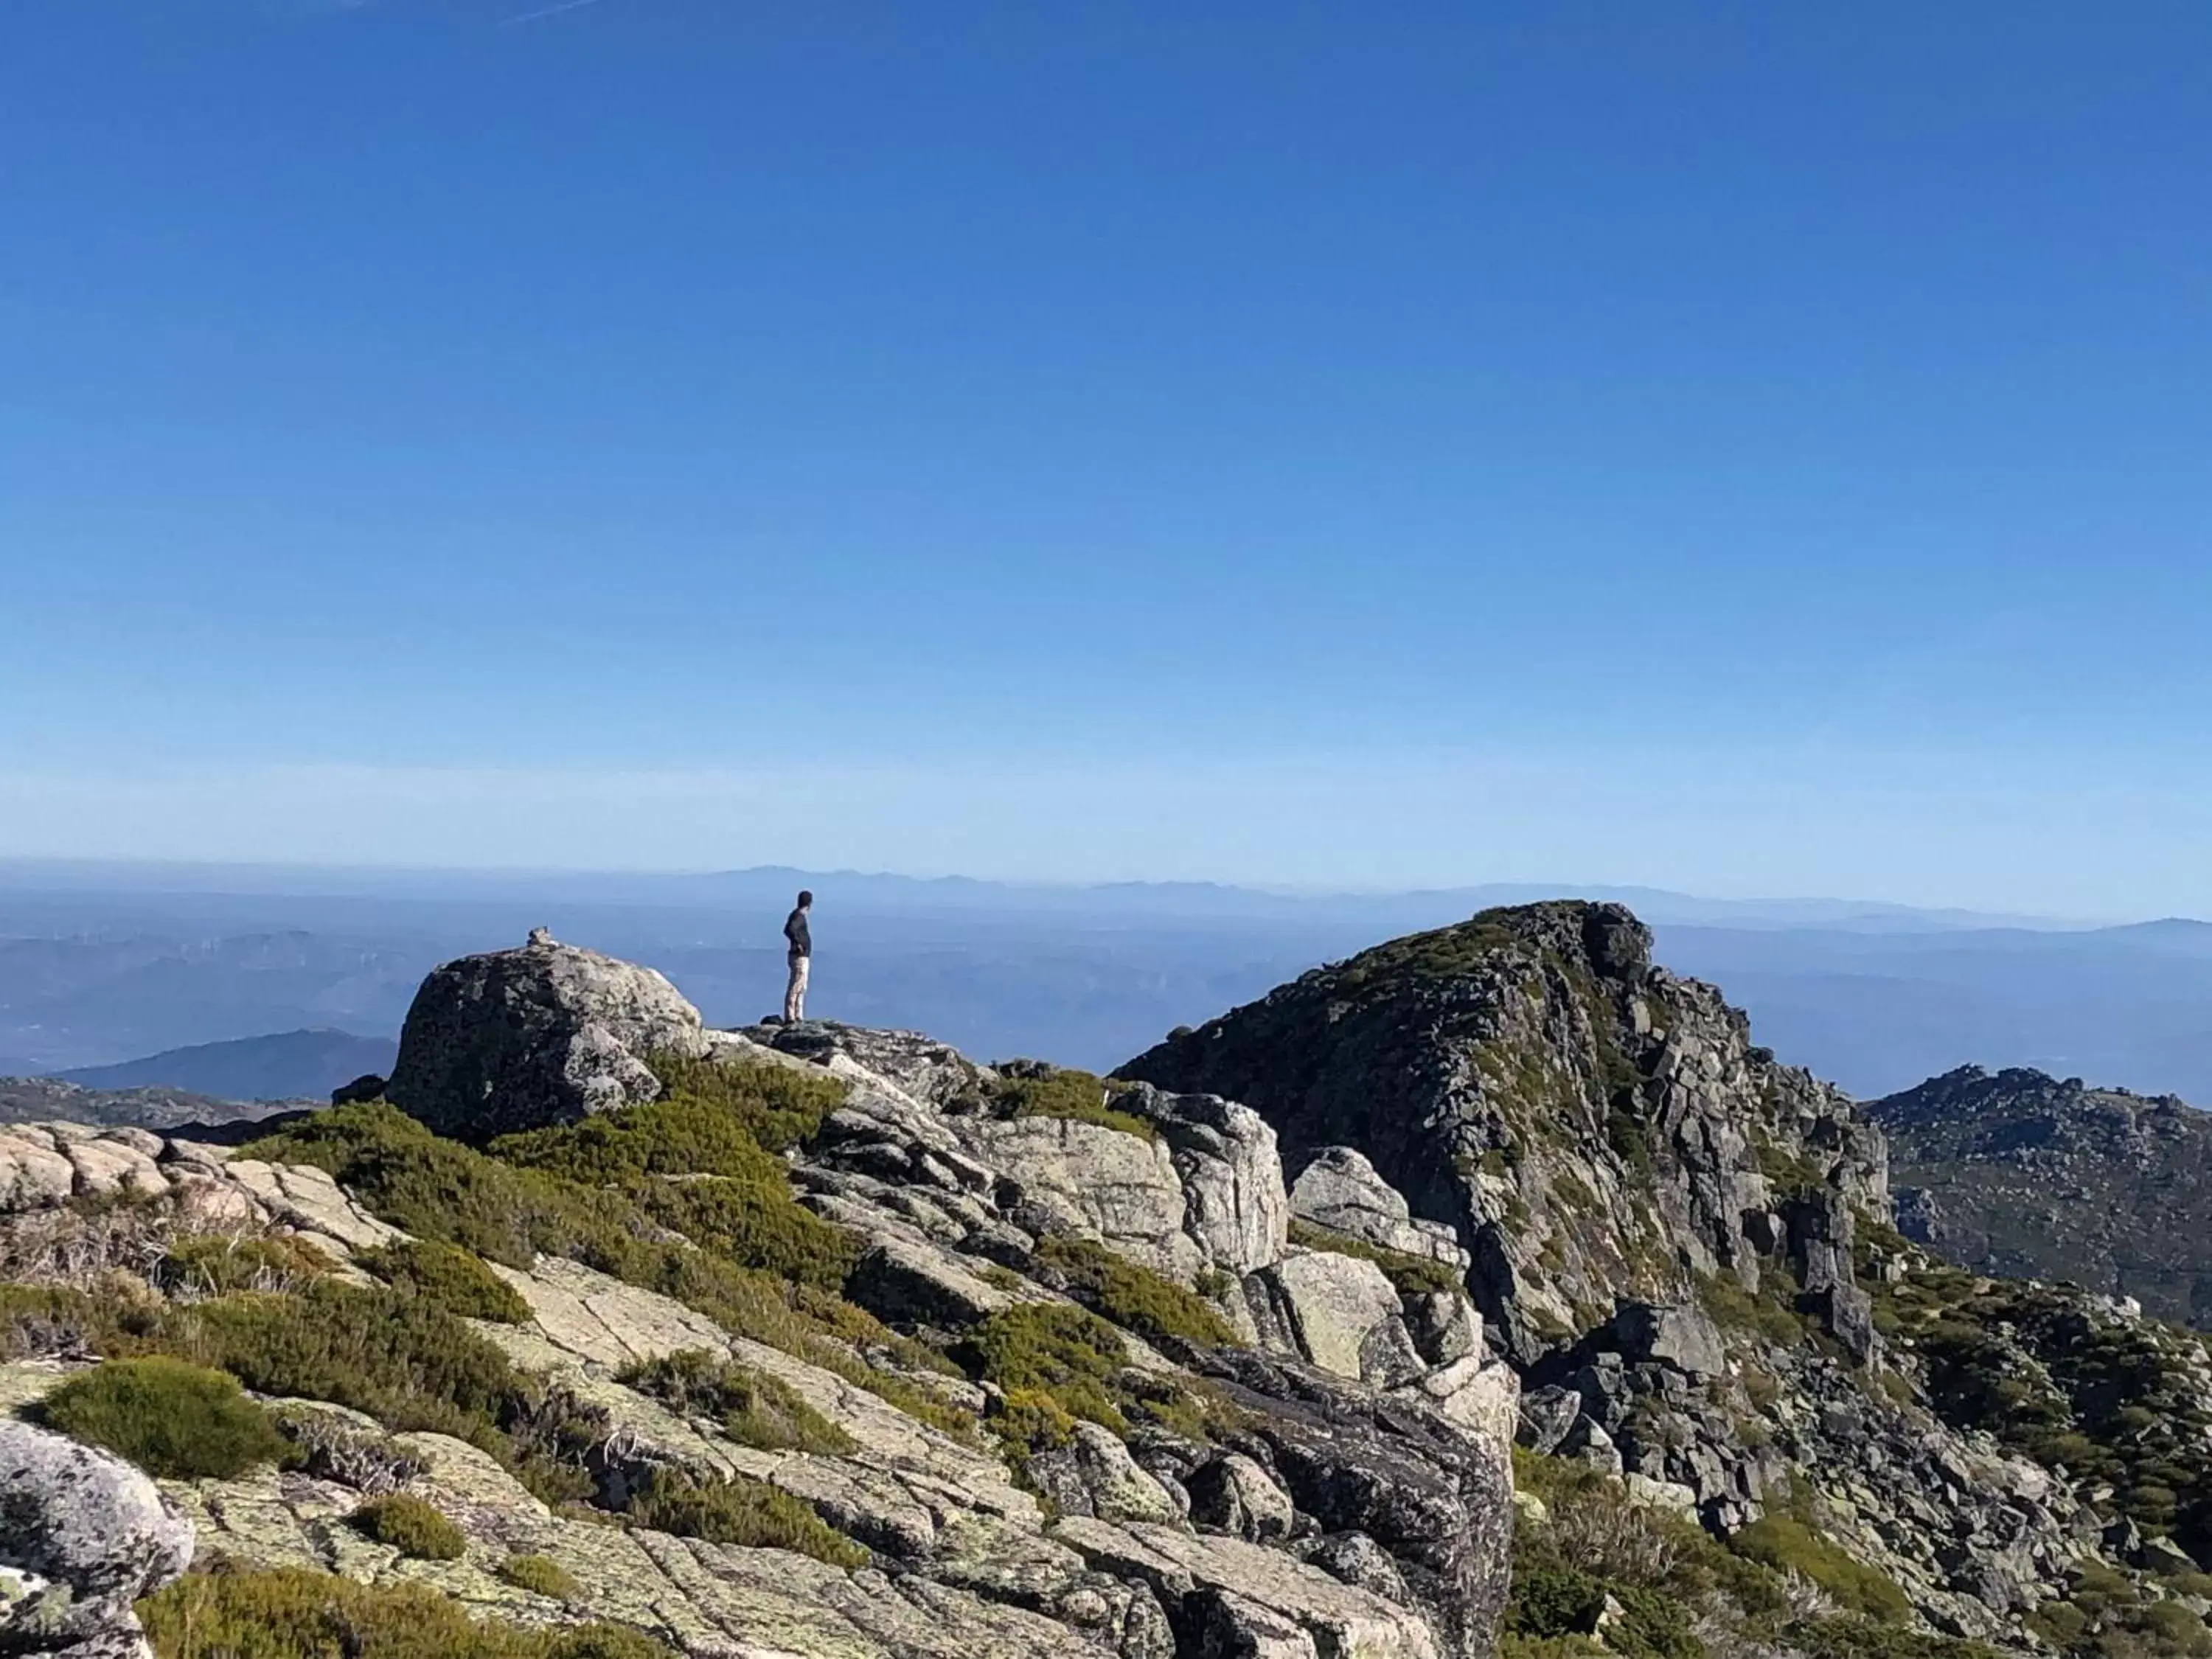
[0,908,2207,1659]
[1124,903,2212,1653]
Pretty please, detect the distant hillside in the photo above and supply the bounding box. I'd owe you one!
[1871,1065,2212,1328]
[0,1076,283,1131]
[56,1028,396,1102]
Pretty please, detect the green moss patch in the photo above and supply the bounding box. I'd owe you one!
[41,1356,291,1480]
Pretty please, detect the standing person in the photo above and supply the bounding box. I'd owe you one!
[782,889,813,1023]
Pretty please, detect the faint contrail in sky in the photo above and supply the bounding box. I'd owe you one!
[499,0,606,26]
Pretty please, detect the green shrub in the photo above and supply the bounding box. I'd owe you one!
[1729,1514,1911,1622]
[987,1386,1079,1454]
[181,1281,534,1449]
[1284,1219,1463,1297]
[160,1234,333,1298]
[624,1470,866,1568]
[498,1554,581,1602]
[616,1349,854,1454]
[990,1068,1158,1143]
[627,1174,861,1293]
[40,1357,291,1479]
[957,1302,1128,1433]
[358,1239,532,1323]
[137,1565,671,1659]
[350,1493,466,1560]
[489,1059,841,1186]
[1032,1235,1237,1347]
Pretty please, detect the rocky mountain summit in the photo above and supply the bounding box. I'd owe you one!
[0,907,2206,1659]
[1873,1065,2212,1331]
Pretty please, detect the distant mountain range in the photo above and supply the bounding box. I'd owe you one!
[50,1028,396,1102]
[1,860,2208,1099]
[0,1077,279,1132]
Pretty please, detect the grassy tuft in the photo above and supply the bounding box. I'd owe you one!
[957,1302,1128,1435]
[1729,1514,1911,1623]
[624,1470,866,1568]
[1285,1219,1463,1297]
[358,1239,533,1324]
[137,1565,671,1659]
[39,1356,291,1480]
[349,1494,467,1561]
[990,1068,1159,1143]
[159,1234,333,1300]
[616,1349,855,1455]
[1032,1234,1237,1347]
[498,1554,581,1602]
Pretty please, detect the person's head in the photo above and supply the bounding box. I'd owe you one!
[796,889,813,909]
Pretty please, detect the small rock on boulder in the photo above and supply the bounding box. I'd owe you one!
[386,931,709,1139]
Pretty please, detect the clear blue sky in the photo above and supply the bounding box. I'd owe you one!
[4,1,2208,914]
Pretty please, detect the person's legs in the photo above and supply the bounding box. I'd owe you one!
[784,953,810,1023]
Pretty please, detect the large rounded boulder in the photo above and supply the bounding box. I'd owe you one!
[386,928,709,1140]
[0,1418,193,1656]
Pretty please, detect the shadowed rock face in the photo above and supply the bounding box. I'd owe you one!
[386,931,707,1141]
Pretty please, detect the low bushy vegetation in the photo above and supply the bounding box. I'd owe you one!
[1503,1451,1994,1659]
[623,1470,866,1568]
[239,1102,967,1437]
[961,1301,1129,1438]
[358,1238,532,1323]
[1730,1512,1912,1622]
[489,1057,844,1182]
[1284,1218,1463,1297]
[616,1349,854,1454]
[988,1067,1158,1143]
[1032,1234,1238,1347]
[349,1493,467,1560]
[5,1276,600,1504]
[498,1554,582,1603]
[137,1565,670,1659]
[39,1356,291,1479]
[1872,1265,2212,1557]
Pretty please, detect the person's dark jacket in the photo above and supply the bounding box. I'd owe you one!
[784,907,812,958]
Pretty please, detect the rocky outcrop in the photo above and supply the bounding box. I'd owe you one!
[386,929,709,1140]
[1874,1064,2212,1330]
[1121,902,1887,1370]
[1290,1150,1466,1270]
[0,1419,192,1658]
